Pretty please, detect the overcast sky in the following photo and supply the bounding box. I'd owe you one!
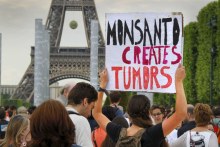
[0,0,215,85]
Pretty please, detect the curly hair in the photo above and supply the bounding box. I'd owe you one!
[30,99,75,147]
[194,103,212,127]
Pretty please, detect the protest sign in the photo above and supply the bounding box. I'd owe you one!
[105,12,183,93]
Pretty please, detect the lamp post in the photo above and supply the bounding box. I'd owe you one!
[207,16,217,106]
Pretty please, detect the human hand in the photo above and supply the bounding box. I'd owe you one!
[99,68,108,89]
[175,64,186,82]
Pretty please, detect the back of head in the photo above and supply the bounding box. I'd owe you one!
[2,115,29,147]
[17,106,29,118]
[27,106,37,115]
[109,91,121,103]
[187,104,194,115]
[17,106,28,114]
[9,105,17,111]
[194,103,212,127]
[102,106,117,121]
[127,95,152,128]
[30,99,75,147]
[60,82,76,95]
[68,82,97,105]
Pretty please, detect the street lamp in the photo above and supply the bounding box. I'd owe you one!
[207,16,217,106]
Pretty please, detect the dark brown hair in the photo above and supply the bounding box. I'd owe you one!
[30,99,75,147]
[194,103,212,127]
[68,82,97,105]
[109,91,121,103]
[127,95,152,128]
[150,105,165,115]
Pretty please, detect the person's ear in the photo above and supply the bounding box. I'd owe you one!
[83,98,88,106]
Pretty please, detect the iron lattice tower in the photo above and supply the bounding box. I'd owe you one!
[11,0,105,101]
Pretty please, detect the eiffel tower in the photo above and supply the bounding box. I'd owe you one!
[11,0,105,102]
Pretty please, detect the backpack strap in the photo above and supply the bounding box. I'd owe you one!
[119,128,127,138]
[68,111,80,115]
[189,130,195,147]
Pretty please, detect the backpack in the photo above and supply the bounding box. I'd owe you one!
[188,131,212,147]
[115,128,145,147]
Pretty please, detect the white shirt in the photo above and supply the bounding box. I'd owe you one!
[170,130,218,147]
[66,107,93,147]
[167,129,178,144]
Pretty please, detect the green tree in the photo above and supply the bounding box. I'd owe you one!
[183,22,199,104]
[153,1,220,106]
[196,1,218,104]
[214,0,220,105]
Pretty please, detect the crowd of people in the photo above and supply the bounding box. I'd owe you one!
[0,64,219,147]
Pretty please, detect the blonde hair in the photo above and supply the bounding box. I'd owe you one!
[194,103,212,127]
[1,115,29,147]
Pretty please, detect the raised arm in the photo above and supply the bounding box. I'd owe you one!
[162,64,187,136]
[92,68,111,131]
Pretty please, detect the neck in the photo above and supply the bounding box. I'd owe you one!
[192,125,209,132]
[67,104,82,115]
[111,103,119,106]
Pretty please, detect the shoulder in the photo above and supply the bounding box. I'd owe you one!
[147,123,163,134]
[106,122,122,132]
[106,122,123,142]
[141,123,164,145]
[169,131,188,147]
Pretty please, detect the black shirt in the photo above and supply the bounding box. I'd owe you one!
[177,121,196,137]
[106,122,165,147]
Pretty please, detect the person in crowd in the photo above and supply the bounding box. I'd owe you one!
[177,104,196,137]
[27,106,36,115]
[0,108,9,139]
[57,82,75,106]
[211,105,220,146]
[3,106,9,121]
[9,105,17,118]
[17,106,29,118]
[101,116,129,147]
[0,115,31,147]
[93,64,187,146]
[109,91,124,115]
[170,103,218,147]
[92,105,119,147]
[66,82,97,147]
[164,106,172,119]
[30,99,80,147]
[150,105,165,125]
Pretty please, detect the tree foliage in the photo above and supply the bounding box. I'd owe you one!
[155,1,219,106]
[196,1,219,104]
[183,22,199,104]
